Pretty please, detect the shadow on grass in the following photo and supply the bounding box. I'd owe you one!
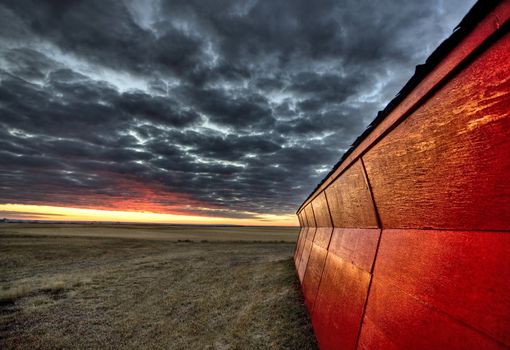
[273,258,318,349]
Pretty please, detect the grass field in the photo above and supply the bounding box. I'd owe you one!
[0,223,298,242]
[0,224,317,349]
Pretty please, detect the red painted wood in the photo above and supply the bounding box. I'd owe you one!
[312,253,372,350]
[325,160,378,229]
[358,279,506,349]
[311,192,332,227]
[357,317,399,350]
[313,227,333,250]
[302,244,328,313]
[328,228,381,273]
[295,6,510,350]
[373,229,510,346]
[297,2,510,212]
[298,238,313,282]
[363,33,510,231]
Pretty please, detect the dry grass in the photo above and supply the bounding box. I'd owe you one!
[0,223,298,242]
[0,225,316,349]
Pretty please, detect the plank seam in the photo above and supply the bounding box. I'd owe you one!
[308,204,318,242]
[300,228,316,285]
[307,192,335,317]
[360,158,383,231]
[354,157,385,350]
[377,277,510,348]
[309,244,329,317]
[305,191,335,317]
[323,191,335,251]
[293,227,303,260]
[306,191,335,313]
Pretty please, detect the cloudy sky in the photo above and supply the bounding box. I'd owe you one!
[0,0,475,225]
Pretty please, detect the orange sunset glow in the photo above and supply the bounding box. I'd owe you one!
[0,0,477,229]
[0,204,298,226]
[3,1,504,349]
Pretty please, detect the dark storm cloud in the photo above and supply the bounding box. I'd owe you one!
[0,0,475,218]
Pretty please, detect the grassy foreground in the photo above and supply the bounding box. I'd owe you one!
[0,225,317,349]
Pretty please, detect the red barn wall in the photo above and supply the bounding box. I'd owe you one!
[294,3,510,349]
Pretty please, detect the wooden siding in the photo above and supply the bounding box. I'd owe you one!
[294,3,510,349]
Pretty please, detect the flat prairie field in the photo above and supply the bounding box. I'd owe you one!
[0,223,299,242]
[0,224,317,350]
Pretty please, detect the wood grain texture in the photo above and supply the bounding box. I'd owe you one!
[297,212,304,227]
[300,209,310,227]
[304,204,316,227]
[295,227,310,267]
[302,244,328,314]
[311,192,332,227]
[328,228,381,273]
[363,33,510,231]
[297,2,510,212]
[313,227,333,250]
[298,239,313,282]
[305,226,317,242]
[299,227,310,250]
[295,7,510,350]
[358,279,506,350]
[312,254,371,350]
[373,229,510,346]
[293,227,303,252]
[325,160,378,229]
[294,227,307,267]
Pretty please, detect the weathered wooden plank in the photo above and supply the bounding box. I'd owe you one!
[298,227,309,250]
[358,279,506,350]
[295,6,510,350]
[297,2,510,212]
[304,203,316,227]
[306,226,317,242]
[373,229,510,346]
[294,227,307,266]
[302,244,328,313]
[293,227,304,251]
[295,227,310,267]
[297,212,304,227]
[325,160,378,229]
[311,192,332,227]
[312,254,371,350]
[299,209,309,227]
[357,317,399,350]
[299,210,309,227]
[298,238,314,282]
[313,227,333,250]
[328,228,381,273]
[363,33,510,231]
